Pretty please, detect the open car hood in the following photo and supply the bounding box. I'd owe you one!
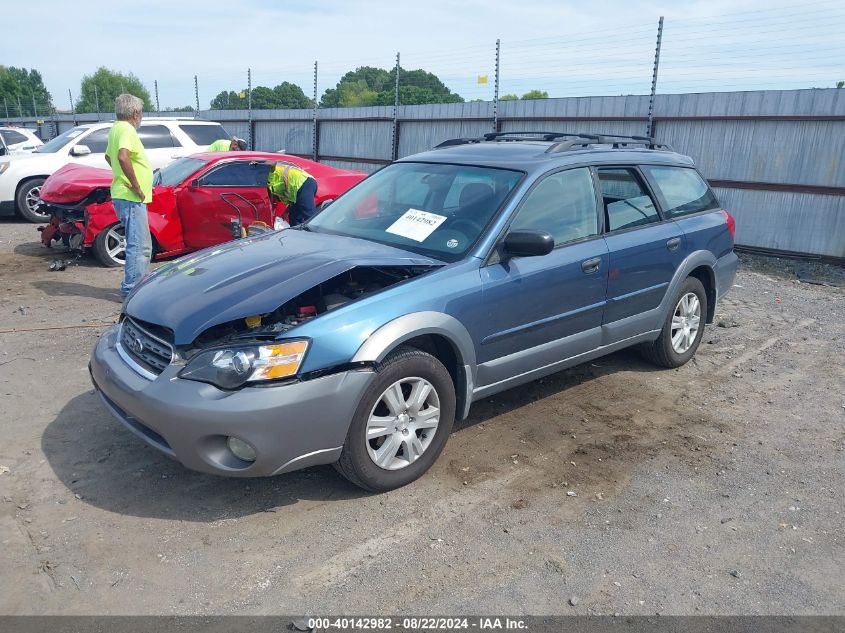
[125,229,442,346]
[39,164,112,204]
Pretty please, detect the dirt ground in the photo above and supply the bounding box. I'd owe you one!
[0,218,843,616]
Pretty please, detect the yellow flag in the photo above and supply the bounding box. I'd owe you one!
[477,75,488,85]
[239,91,246,98]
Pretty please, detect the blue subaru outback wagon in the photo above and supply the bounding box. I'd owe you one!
[90,132,738,491]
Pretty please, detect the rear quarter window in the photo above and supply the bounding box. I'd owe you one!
[644,166,719,218]
[178,124,229,146]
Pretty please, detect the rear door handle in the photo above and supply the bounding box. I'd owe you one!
[666,237,682,251]
[581,257,602,274]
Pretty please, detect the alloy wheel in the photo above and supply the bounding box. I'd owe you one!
[671,292,701,354]
[365,377,440,470]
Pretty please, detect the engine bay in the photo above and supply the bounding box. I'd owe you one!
[192,265,436,349]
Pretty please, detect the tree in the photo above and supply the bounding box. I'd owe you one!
[76,68,152,114]
[521,90,549,100]
[320,66,463,107]
[209,81,310,110]
[499,94,518,101]
[164,106,194,112]
[0,66,51,117]
[837,81,844,89]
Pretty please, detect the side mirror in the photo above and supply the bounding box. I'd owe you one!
[502,230,554,258]
[71,144,91,157]
[190,179,199,189]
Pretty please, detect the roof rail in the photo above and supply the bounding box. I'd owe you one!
[545,133,673,153]
[434,131,673,152]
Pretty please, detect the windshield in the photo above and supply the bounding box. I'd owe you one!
[308,162,523,262]
[34,127,89,153]
[154,157,208,186]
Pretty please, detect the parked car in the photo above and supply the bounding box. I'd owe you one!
[89,131,738,492]
[0,127,43,155]
[37,152,367,266]
[0,118,229,222]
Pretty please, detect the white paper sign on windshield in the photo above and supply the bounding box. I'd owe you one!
[385,209,447,242]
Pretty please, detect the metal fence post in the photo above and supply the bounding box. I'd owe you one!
[194,75,200,115]
[493,38,501,133]
[392,52,400,161]
[32,93,38,117]
[247,68,253,150]
[154,80,161,115]
[4,96,9,119]
[647,16,664,138]
[312,61,318,160]
[94,86,100,120]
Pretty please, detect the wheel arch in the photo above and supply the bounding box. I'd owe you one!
[352,312,477,420]
[687,264,717,324]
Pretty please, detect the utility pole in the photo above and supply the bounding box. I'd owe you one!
[312,61,318,160]
[492,38,501,133]
[194,75,200,114]
[392,52,400,160]
[247,68,253,150]
[646,16,664,138]
[154,80,161,115]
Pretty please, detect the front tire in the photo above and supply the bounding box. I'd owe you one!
[16,178,48,223]
[641,276,707,368]
[93,223,126,267]
[334,346,456,492]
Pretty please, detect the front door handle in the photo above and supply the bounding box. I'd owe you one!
[581,257,602,274]
[667,237,682,252]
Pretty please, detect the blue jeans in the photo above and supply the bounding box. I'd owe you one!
[112,198,152,296]
[288,177,318,225]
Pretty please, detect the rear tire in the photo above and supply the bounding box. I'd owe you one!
[93,223,126,267]
[334,346,456,492]
[16,178,48,223]
[641,276,707,368]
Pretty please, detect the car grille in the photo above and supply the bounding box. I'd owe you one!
[120,317,173,377]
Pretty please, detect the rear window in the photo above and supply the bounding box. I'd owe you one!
[644,166,719,217]
[178,124,229,145]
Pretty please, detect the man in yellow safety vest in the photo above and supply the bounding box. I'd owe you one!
[207,137,247,152]
[267,162,318,225]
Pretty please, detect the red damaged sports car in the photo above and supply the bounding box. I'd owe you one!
[37,152,367,267]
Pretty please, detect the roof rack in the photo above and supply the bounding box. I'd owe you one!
[434,131,673,152]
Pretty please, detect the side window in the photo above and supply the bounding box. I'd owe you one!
[79,128,110,153]
[597,168,660,232]
[2,130,28,144]
[199,161,269,187]
[644,166,719,217]
[178,124,229,145]
[510,168,598,245]
[138,125,179,149]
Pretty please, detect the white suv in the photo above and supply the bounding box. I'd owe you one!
[0,127,44,155]
[0,118,230,222]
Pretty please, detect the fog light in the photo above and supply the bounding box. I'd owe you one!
[227,437,256,462]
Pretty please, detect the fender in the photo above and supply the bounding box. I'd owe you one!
[660,249,718,323]
[352,311,478,420]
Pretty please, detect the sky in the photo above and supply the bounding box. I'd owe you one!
[1,0,843,111]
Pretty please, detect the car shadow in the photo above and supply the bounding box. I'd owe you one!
[42,347,662,522]
[32,280,123,303]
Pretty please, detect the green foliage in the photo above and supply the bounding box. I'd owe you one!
[0,66,51,117]
[76,68,152,114]
[837,81,844,89]
[164,106,194,112]
[521,90,549,100]
[209,82,310,110]
[320,66,463,107]
[499,94,518,101]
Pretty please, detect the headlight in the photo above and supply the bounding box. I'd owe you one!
[179,340,309,389]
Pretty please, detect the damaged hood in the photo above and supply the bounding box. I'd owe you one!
[125,229,441,345]
[39,164,113,204]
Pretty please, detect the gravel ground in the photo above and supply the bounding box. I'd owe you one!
[0,218,843,616]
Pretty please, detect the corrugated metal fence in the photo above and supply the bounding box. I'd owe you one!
[7,89,844,259]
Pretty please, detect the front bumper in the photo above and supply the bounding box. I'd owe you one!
[89,325,374,477]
